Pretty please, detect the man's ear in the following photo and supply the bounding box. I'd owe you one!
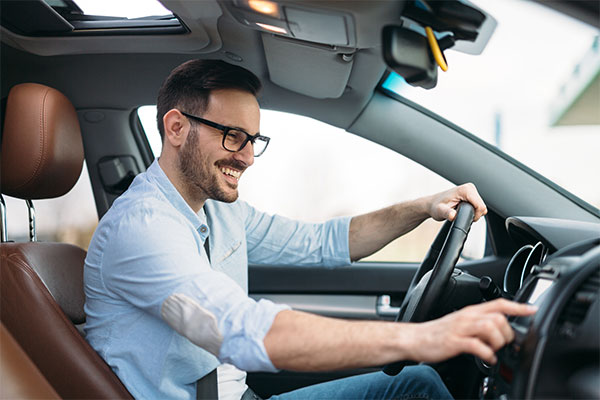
[163,109,189,148]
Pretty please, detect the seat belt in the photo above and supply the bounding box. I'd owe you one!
[196,231,219,400]
[196,368,218,400]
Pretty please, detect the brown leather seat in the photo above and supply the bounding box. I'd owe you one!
[0,83,133,399]
[0,323,60,399]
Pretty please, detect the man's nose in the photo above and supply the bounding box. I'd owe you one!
[233,142,254,167]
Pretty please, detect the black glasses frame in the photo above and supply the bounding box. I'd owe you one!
[180,111,270,157]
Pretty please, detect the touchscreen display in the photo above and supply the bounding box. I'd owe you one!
[528,278,553,304]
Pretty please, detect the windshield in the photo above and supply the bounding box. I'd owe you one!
[382,0,599,210]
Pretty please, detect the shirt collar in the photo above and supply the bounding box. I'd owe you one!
[146,159,206,230]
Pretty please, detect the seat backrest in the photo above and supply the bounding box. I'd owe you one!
[0,323,60,399]
[0,83,132,399]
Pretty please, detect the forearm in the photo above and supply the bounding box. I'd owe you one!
[264,309,412,371]
[263,299,537,371]
[348,197,430,261]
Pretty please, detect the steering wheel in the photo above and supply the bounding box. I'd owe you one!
[383,202,475,375]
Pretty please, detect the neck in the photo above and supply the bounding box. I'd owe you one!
[158,156,207,213]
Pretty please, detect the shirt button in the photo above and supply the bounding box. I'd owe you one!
[200,226,207,233]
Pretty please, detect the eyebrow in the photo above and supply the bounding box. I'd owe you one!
[230,125,261,137]
[181,111,262,137]
[225,123,260,136]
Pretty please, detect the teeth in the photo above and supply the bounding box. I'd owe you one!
[221,167,241,179]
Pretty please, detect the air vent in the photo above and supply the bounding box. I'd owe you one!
[557,268,600,338]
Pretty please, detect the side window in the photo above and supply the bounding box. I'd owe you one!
[3,164,98,249]
[138,107,486,262]
[138,105,163,156]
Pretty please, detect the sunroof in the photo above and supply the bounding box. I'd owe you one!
[69,0,172,19]
[0,0,186,36]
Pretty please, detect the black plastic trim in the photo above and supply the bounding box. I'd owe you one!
[65,24,186,36]
[524,247,600,398]
[505,216,600,252]
[248,368,379,399]
[486,209,519,257]
[1,0,73,35]
[248,262,418,295]
[71,18,183,29]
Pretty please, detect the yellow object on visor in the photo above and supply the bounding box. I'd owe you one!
[425,26,448,72]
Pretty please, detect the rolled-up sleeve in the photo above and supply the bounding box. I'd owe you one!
[100,204,288,372]
[241,201,352,267]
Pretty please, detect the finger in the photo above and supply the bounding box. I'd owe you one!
[460,337,497,365]
[476,298,537,316]
[493,313,515,343]
[472,205,487,222]
[447,208,457,222]
[468,195,487,222]
[460,183,487,221]
[476,316,509,351]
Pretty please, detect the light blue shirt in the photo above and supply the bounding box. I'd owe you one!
[84,160,351,399]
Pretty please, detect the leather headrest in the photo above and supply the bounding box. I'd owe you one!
[1,83,84,199]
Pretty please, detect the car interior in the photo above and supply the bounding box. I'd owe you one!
[1,0,599,399]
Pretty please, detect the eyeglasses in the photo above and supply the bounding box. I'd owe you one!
[180,111,270,157]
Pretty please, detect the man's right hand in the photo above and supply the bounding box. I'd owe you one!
[264,298,536,371]
[402,298,537,365]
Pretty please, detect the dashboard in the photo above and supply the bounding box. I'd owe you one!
[485,217,600,399]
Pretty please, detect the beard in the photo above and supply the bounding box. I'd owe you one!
[177,126,241,203]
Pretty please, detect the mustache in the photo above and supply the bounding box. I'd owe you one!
[215,159,247,171]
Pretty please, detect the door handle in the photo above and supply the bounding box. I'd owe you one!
[376,295,400,318]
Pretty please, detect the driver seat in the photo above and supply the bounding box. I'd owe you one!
[0,83,133,398]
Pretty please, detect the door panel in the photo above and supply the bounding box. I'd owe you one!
[249,262,420,322]
[247,261,419,396]
[247,257,507,397]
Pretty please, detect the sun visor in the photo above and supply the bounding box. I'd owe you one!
[261,33,353,99]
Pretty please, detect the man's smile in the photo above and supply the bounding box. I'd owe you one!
[220,166,242,182]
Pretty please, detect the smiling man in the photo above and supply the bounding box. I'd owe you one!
[83,60,536,400]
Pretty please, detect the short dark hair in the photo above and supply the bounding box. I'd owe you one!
[156,59,262,139]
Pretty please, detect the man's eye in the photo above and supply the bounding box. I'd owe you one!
[228,130,245,142]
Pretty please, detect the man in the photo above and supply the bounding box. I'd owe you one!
[84,60,535,400]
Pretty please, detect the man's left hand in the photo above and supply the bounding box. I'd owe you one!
[427,183,487,222]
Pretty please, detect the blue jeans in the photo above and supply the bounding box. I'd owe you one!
[269,365,453,400]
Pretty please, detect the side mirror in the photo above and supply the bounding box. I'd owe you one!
[382,26,437,89]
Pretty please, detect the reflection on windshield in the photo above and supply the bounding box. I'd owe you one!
[382,0,599,209]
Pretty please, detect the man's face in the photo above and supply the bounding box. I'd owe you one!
[177,88,260,203]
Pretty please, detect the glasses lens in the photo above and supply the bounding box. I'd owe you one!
[223,130,246,152]
[252,136,269,157]
[224,130,269,156]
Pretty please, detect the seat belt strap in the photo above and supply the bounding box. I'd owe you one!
[204,234,211,262]
[197,209,218,399]
[196,368,218,400]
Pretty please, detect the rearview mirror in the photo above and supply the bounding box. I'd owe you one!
[382,26,437,89]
